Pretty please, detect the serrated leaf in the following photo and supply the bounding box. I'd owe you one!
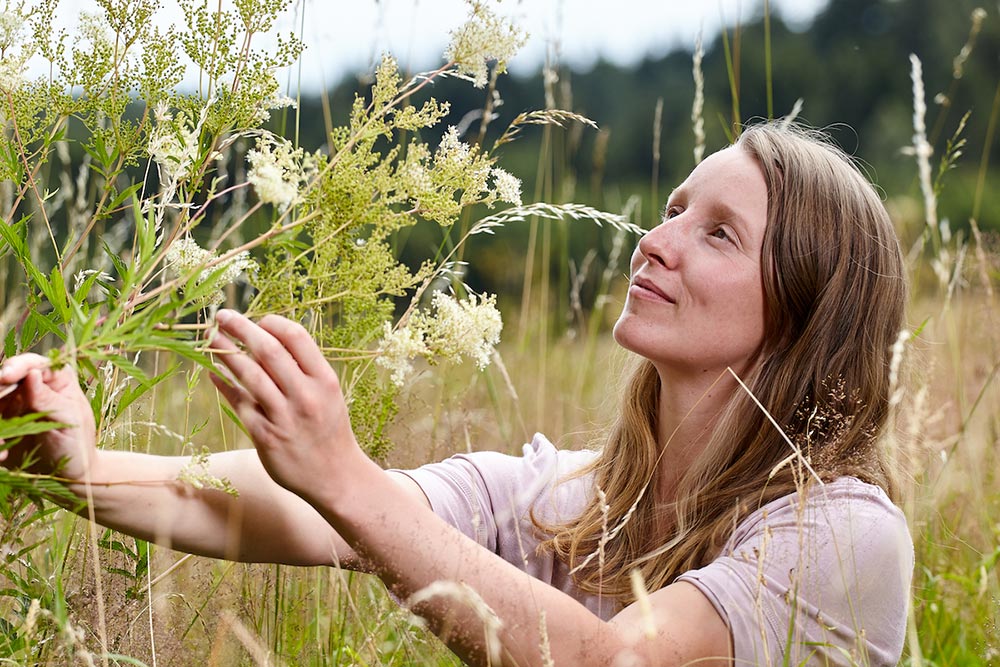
[102,353,151,385]
[218,402,250,438]
[0,414,69,441]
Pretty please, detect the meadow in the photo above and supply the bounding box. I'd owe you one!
[0,0,998,665]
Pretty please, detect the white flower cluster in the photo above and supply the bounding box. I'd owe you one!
[0,9,33,92]
[436,126,492,200]
[177,447,238,496]
[444,1,527,88]
[148,101,208,183]
[437,125,473,163]
[247,72,298,124]
[164,236,258,305]
[72,269,114,292]
[432,127,522,207]
[246,136,316,211]
[490,167,522,206]
[398,143,435,196]
[377,291,503,387]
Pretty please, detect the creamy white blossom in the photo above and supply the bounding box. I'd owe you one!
[242,72,300,124]
[148,100,211,183]
[165,236,214,273]
[73,269,114,292]
[491,168,522,206]
[437,126,471,164]
[246,136,316,210]
[0,11,22,51]
[165,236,257,305]
[0,9,32,91]
[445,1,526,88]
[435,126,491,202]
[425,291,502,369]
[376,291,503,387]
[376,322,430,387]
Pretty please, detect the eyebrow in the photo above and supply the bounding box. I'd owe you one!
[665,187,751,232]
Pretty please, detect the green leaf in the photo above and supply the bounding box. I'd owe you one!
[102,353,151,385]
[133,196,158,267]
[0,468,79,507]
[218,402,250,438]
[0,414,69,441]
[0,216,28,260]
[103,239,130,287]
[46,264,71,322]
[104,182,144,218]
[115,363,180,417]
[21,310,63,350]
[3,327,16,358]
[98,531,139,560]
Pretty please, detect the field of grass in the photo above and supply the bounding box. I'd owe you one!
[1,2,999,666]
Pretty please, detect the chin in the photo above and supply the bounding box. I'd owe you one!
[612,316,655,360]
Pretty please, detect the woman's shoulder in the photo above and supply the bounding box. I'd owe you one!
[680,477,913,667]
[729,476,909,549]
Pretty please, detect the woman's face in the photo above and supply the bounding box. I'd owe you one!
[613,146,769,378]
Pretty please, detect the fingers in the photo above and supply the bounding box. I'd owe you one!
[22,368,70,415]
[0,353,51,385]
[254,314,330,377]
[208,330,286,417]
[209,371,266,431]
[214,310,328,397]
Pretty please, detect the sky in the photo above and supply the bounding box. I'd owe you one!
[43,0,829,91]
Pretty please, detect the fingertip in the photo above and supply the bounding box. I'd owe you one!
[216,309,234,325]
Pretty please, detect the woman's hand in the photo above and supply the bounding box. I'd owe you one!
[209,310,364,508]
[0,354,98,481]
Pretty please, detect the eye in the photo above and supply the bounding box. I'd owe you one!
[663,205,682,220]
[709,227,734,243]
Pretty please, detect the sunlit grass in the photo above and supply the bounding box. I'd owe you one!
[2,2,999,665]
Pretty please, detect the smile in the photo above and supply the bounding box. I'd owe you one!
[630,277,676,304]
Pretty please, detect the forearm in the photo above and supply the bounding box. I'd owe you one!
[66,449,356,567]
[310,458,632,667]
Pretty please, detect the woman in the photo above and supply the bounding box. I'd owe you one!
[0,122,912,666]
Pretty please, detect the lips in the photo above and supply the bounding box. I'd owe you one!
[631,275,675,304]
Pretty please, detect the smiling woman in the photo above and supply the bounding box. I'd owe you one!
[0,121,911,667]
[614,146,769,377]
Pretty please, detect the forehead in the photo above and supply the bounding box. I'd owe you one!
[671,147,768,237]
[676,146,764,194]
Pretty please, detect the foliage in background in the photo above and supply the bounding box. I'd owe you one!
[0,0,640,661]
[0,0,996,665]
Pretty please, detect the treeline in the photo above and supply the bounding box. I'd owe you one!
[288,0,998,237]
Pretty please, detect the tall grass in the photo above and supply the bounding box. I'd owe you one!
[0,3,998,667]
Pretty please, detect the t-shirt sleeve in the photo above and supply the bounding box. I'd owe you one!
[392,434,593,556]
[677,478,913,667]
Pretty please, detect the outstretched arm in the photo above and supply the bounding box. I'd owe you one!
[0,354,427,567]
[212,309,732,667]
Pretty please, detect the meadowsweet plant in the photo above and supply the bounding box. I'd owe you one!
[0,0,610,468]
[377,291,503,387]
[0,0,635,657]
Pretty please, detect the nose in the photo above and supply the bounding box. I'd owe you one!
[637,217,685,269]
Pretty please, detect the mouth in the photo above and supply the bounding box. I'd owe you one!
[631,276,675,304]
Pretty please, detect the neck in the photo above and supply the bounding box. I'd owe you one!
[653,366,739,504]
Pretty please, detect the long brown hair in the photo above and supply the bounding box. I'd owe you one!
[539,122,908,604]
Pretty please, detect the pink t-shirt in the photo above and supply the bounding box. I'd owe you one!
[398,433,913,666]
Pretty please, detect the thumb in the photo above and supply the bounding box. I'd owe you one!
[23,369,61,412]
